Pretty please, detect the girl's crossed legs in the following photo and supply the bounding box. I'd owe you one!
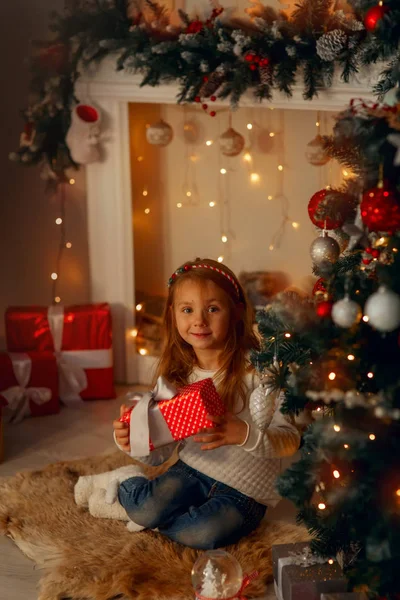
[118,460,266,550]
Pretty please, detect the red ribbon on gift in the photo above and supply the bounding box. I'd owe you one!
[195,570,259,600]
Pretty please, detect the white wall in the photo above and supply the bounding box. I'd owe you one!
[0,1,90,350]
[130,103,342,295]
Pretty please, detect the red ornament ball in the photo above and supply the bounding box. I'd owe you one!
[312,277,327,297]
[308,189,346,230]
[316,300,333,318]
[360,185,400,232]
[364,4,387,31]
[195,96,201,103]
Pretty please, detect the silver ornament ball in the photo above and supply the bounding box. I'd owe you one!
[146,119,174,147]
[331,296,362,328]
[315,227,349,253]
[364,286,400,332]
[310,233,340,265]
[219,127,245,157]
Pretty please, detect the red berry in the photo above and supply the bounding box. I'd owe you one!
[210,111,216,117]
[195,96,201,103]
[254,56,260,63]
[363,258,372,265]
[250,64,257,71]
[365,247,373,254]
[203,76,209,82]
[261,58,269,66]
[245,54,253,62]
[202,103,208,110]
[316,301,333,318]
[371,249,380,258]
[210,95,216,102]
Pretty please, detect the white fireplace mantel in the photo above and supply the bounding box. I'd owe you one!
[76,57,380,384]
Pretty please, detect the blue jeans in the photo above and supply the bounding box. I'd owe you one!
[118,460,266,550]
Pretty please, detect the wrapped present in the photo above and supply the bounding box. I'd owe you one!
[0,352,59,422]
[272,543,348,600]
[123,376,225,456]
[5,304,115,402]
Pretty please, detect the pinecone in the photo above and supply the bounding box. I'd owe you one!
[316,29,347,62]
[199,71,225,97]
[259,64,271,87]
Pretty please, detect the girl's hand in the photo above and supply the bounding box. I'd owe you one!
[113,404,131,452]
[193,413,248,450]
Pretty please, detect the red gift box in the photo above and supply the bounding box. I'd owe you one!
[5,304,115,402]
[0,352,59,421]
[125,377,225,455]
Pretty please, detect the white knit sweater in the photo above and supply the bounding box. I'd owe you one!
[116,367,300,507]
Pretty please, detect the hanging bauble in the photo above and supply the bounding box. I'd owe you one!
[65,104,101,165]
[383,87,400,107]
[146,120,173,147]
[331,296,362,328]
[305,134,330,166]
[249,384,278,432]
[364,4,387,32]
[316,300,333,318]
[219,127,245,157]
[191,550,243,599]
[308,189,355,230]
[312,277,327,298]
[315,227,349,253]
[364,286,400,332]
[310,232,340,265]
[360,184,400,233]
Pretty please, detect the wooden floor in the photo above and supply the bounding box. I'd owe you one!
[0,385,295,600]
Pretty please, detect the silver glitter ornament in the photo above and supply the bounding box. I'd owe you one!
[250,360,281,432]
[315,226,349,253]
[219,127,245,157]
[331,296,362,328]
[146,119,173,146]
[364,286,400,332]
[310,231,340,265]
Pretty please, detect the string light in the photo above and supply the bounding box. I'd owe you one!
[344,444,349,449]
[144,208,150,214]
[136,303,143,311]
[55,218,63,225]
[328,559,334,565]
[278,165,284,171]
[206,140,213,146]
[328,372,336,381]
[267,195,273,201]
[142,189,148,196]
[177,202,182,208]
[333,424,341,432]
[220,168,227,175]
[246,123,253,130]
[250,173,260,183]
[369,433,376,441]
[269,244,274,251]
[292,222,300,229]
[243,152,252,162]
[269,132,275,137]
[209,201,216,207]
[367,372,374,378]
[217,256,224,263]
[186,191,192,197]
[129,328,138,338]
[190,154,198,162]
[221,235,228,243]
[137,156,144,162]
[139,348,148,356]
[69,178,75,185]
[51,272,58,280]
[66,242,72,249]
[396,489,400,497]
[347,354,355,361]
[333,470,340,479]
[54,296,61,303]
[363,315,369,322]
[285,333,291,338]
[318,503,326,510]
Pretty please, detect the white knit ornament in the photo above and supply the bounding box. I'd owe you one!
[364,286,400,332]
[66,104,101,165]
[331,296,362,328]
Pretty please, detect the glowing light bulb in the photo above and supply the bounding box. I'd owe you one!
[220,168,227,175]
[144,208,150,214]
[69,178,75,185]
[328,372,336,381]
[137,156,144,162]
[221,235,228,243]
[333,470,340,479]
[55,218,63,225]
[292,222,300,229]
[130,328,138,338]
[186,191,192,197]
[217,256,224,263]
[209,201,216,207]
[139,348,148,356]
[206,140,213,146]
[250,173,260,183]
[342,169,349,177]
[267,195,273,200]
[177,202,182,208]
[142,189,148,196]
[369,433,376,441]
[367,372,374,379]
[51,272,58,280]
[344,444,349,449]
[243,152,252,162]
[328,559,334,565]
[318,503,326,510]
[396,489,400,497]
[363,315,369,322]
[333,424,341,432]
[284,333,291,338]
[54,296,61,303]
[269,244,274,251]
[269,132,275,137]
[316,121,320,127]
[190,154,198,162]
[136,303,143,311]
[347,354,355,361]
[278,165,283,171]
[66,242,72,249]
[247,123,253,130]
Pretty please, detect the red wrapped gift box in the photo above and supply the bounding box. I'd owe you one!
[5,304,115,402]
[0,352,59,421]
[125,377,225,456]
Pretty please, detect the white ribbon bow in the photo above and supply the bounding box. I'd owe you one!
[129,376,178,457]
[1,353,52,423]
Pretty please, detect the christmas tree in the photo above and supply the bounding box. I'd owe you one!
[252,96,400,596]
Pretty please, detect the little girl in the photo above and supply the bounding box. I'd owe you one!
[112,258,300,549]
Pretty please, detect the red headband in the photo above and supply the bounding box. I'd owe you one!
[168,263,240,298]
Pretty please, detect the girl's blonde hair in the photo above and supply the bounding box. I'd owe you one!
[154,258,260,411]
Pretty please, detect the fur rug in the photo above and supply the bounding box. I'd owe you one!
[0,451,309,600]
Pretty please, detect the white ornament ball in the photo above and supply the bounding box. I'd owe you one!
[332,296,362,328]
[364,286,400,332]
[146,119,173,147]
[191,550,243,599]
[219,127,245,157]
[305,134,330,166]
[310,233,340,265]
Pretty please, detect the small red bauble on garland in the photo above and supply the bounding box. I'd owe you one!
[308,189,346,230]
[364,3,388,32]
[360,182,400,232]
[316,300,333,318]
[312,277,327,297]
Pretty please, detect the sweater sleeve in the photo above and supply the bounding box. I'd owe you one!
[240,391,301,459]
[113,431,179,466]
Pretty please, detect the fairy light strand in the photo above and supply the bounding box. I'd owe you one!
[52,181,67,303]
